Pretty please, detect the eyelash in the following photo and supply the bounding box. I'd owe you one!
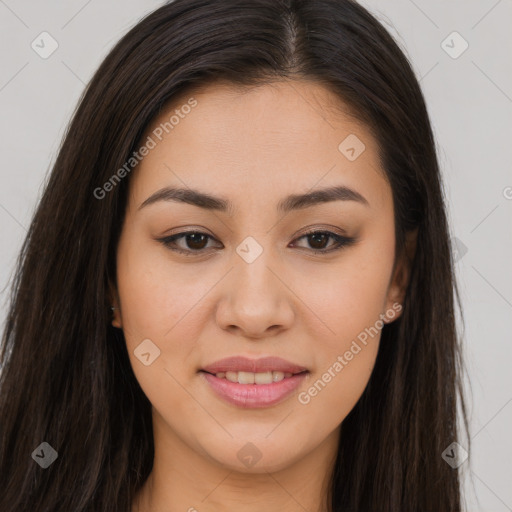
[157,229,356,256]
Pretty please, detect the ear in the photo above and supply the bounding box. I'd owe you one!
[108,279,122,329]
[384,228,418,323]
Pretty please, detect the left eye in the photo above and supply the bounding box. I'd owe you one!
[291,230,355,252]
[158,230,355,256]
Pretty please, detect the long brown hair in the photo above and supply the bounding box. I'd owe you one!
[0,1,469,510]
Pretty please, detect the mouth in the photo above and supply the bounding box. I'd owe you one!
[199,356,309,408]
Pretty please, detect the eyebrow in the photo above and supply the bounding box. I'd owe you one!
[138,184,369,214]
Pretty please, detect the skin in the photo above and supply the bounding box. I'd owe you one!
[110,79,415,512]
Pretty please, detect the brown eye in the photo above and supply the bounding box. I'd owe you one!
[158,231,221,255]
[182,232,209,250]
[291,230,356,253]
[306,232,330,250]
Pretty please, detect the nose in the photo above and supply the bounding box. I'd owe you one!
[215,245,295,340]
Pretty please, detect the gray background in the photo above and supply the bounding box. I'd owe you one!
[0,1,511,510]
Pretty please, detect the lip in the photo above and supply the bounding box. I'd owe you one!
[201,356,308,374]
[200,371,308,408]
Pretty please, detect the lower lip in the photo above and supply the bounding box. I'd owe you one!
[200,371,308,408]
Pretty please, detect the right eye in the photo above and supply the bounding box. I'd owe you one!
[157,231,223,256]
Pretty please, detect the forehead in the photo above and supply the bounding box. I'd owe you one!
[129,80,389,212]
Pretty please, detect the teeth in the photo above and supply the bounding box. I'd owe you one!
[255,372,272,384]
[272,371,284,382]
[220,371,295,384]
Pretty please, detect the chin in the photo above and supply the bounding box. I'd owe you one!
[198,434,307,474]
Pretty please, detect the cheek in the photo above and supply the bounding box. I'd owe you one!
[295,345,378,442]
[116,230,255,413]
[115,238,206,414]
[116,232,205,339]
[295,278,384,435]
[300,235,394,347]
[291,235,393,426]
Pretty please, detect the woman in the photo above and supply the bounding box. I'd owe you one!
[0,0,469,510]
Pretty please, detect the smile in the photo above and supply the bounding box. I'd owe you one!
[199,356,309,408]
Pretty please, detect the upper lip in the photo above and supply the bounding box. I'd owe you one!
[201,356,308,375]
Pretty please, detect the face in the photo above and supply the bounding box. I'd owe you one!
[112,80,409,476]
